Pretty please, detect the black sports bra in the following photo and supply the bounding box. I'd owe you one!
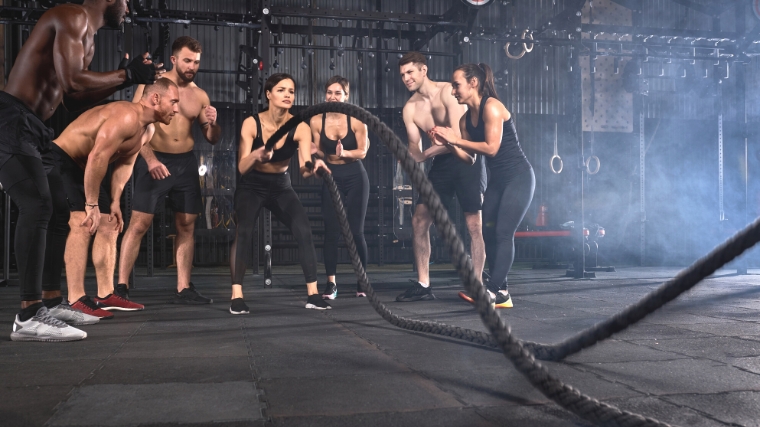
[319,113,358,155]
[251,114,298,163]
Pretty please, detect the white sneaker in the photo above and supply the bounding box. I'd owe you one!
[48,300,100,326]
[10,306,87,342]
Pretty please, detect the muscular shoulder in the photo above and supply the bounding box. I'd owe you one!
[190,85,210,104]
[104,102,140,126]
[484,97,509,120]
[47,4,88,35]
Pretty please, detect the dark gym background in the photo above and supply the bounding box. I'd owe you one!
[2,0,759,275]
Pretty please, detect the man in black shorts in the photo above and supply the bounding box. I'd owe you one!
[115,36,221,306]
[0,0,163,341]
[54,79,179,318]
[395,52,487,302]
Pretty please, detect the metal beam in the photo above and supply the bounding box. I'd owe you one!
[267,6,466,27]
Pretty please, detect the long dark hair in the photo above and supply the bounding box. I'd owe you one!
[454,63,499,101]
[264,73,296,96]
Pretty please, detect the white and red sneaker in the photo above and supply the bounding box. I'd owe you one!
[94,294,145,311]
[70,296,114,319]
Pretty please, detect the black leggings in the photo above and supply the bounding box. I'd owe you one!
[230,170,318,285]
[321,161,369,276]
[0,154,69,301]
[483,167,535,292]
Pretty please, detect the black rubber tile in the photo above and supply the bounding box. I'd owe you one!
[260,372,464,417]
[664,391,760,427]
[581,358,760,395]
[563,339,691,364]
[0,360,98,387]
[729,356,760,375]
[253,348,407,379]
[624,336,760,362]
[83,356,254,385]
[271,405,590,427]
[603,396,733,427]
[112,332,249,359]
[47,382,263,426]
[0,385,73,427]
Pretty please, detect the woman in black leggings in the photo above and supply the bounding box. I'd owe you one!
[309,76,370,299]
[430,63,534,308]
[230,73,331,314]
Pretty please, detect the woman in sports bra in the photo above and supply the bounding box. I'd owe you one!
[229,73,332,315]
[429,63,534,309]
[309,76,370,300]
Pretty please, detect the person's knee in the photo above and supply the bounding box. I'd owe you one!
[412,209,432,232]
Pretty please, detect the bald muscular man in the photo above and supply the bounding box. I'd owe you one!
[53,79,179,319]
[2,0,163,342]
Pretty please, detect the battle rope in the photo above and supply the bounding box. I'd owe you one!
[265,102,760,426]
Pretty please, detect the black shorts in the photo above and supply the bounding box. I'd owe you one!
[132,150,203,214]
[51,144,112,213]
[419,153,487,213]
[0,91,55,175]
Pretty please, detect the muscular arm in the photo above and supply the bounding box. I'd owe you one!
[85,110,140,206]
[449,100,506,157]
[117,125,156,202]
[402,105,426,163]
[54,12,128,108]
[338,118,369,160]
[237,117,265,175]
[441,87,475,164]
[198,92,221,144]
[297,123,329,178]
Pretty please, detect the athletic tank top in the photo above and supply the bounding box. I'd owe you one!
[320,113,358,155]
[251,113,298,163]
[465,96,530,179]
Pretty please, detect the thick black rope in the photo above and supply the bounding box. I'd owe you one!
[264,102,758,427]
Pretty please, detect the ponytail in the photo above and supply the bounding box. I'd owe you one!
[454,62,500,101]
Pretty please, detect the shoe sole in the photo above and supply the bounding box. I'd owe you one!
[459,291,513,308]
[68,318,100,326]
[99,306,144,311]
[458,291,475,304]
[305,303,332,310]
[395,294,435,302]
[229,308,250,315]
[356,292,367,297]
[10,332,87,342]
[322,293,337,300]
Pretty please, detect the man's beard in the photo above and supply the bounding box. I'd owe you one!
[178,69,196,83]
[104,3,123,29]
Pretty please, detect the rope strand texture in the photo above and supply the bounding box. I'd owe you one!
[263,102,757,427]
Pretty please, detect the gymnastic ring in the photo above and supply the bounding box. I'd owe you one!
[585,155,600,175]
[522,29,534,53]
[504,42,525,59]
[550,154,563,174]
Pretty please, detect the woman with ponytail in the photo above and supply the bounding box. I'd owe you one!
[429,63,534,308]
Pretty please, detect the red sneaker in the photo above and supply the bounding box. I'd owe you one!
[94,294,145,311]
[71,296,115,319]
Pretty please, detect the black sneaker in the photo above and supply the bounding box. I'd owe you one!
[115,283,130,299]
[321,282,337,300]
[229,298,250,315]
[305,294,332,310]
[493,292,513,309]
[395,280,435,302]
[173,283,213,304]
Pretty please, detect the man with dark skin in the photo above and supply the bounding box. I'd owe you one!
[1,0,163,341]
[115,36,221,307]
[53,79,179,319]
